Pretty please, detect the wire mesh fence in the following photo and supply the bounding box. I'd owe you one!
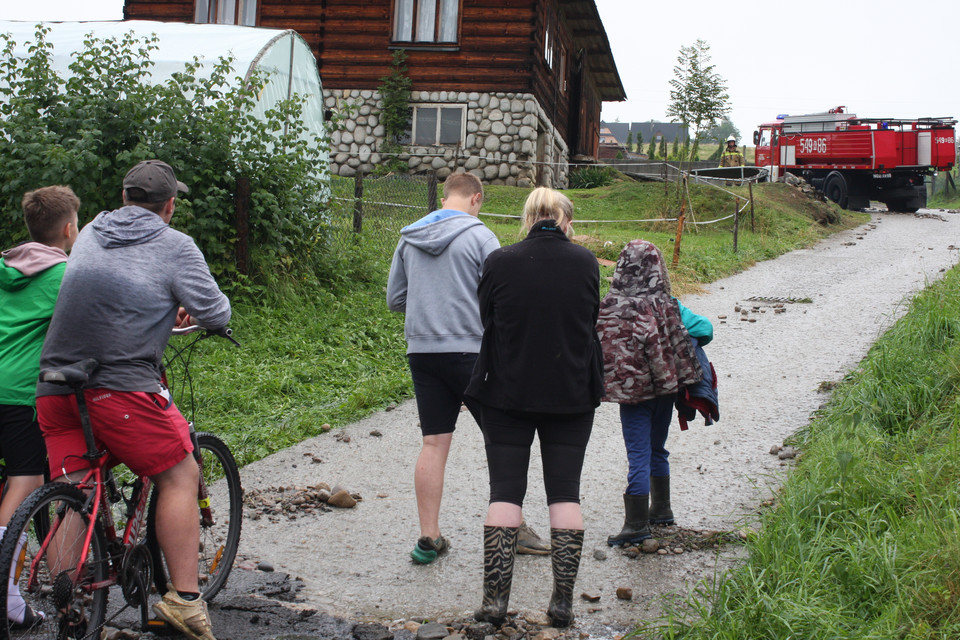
[327,173,438,257]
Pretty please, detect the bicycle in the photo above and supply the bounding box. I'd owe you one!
[0,326,243,640]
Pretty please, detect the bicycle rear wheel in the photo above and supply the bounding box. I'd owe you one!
[146,432,242,602]
[0,483,108,640]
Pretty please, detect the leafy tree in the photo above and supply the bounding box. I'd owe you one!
[666,39,730,161]
[658,137,667,160]
[636,130,644,149]
[671,134,679,159]
[707,118,741,144]
[0,25,330,284]
[376,49,412,175]
[625,131,633,152]
[647,138,657,159]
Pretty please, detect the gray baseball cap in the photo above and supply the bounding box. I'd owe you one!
[122,160,189,202]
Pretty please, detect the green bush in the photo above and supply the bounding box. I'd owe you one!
[569,165,617,189]
[0,25,330,284]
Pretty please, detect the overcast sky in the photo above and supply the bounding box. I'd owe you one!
[4,0,959,141]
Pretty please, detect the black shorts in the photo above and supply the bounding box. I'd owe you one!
[0,404,48,476]
[479,405,594,506]
[408,352,480,436]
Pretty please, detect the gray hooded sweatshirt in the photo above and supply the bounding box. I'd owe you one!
[386,210,499,354]
[37,206,231,396]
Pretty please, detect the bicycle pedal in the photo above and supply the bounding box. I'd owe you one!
[145,619,178,635]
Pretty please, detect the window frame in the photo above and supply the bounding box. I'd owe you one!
[410,103,467,147]
[195,0,259,26]
[391,0,463,47]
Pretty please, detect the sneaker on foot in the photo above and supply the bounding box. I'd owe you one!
[152,589,216,640]
[410,535,449,564]
[517,521,550,555]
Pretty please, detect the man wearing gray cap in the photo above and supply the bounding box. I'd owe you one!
[36,160,230,640]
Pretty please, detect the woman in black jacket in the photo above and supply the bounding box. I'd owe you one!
[466,187,603,628]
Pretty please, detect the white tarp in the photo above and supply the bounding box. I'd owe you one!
[0,20,327,164]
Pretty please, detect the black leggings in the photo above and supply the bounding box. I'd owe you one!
[479,405,594,506]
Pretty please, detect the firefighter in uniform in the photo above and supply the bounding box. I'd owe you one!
[719,135,744,167]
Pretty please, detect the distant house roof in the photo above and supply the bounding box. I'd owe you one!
[601,121,689,143]
[559,0,626,102]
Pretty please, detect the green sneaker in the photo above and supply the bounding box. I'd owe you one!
[411,535,449,564]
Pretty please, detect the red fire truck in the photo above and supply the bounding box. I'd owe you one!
[753,107,956,212]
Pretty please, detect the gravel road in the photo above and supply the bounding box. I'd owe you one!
[223,209,960,637]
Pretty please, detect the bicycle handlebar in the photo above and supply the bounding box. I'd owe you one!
[172,325,240,347]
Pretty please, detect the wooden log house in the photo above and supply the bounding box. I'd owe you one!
[123,0,625,187]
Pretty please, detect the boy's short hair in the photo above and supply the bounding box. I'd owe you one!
[443,172,483,200]
[21,186,80,244]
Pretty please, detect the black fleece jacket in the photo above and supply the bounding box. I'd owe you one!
[466,220,603,414]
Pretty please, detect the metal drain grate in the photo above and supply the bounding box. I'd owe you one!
[744,296,812,304]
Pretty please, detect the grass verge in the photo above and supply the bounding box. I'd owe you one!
[180,178,865,468]
[641,266,960,639]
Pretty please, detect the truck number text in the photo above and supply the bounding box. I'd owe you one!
[798,137,828,154]
[935,136,955,144]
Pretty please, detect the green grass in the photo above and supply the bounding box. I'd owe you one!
[642,267,960,640]
[179,177,864,468]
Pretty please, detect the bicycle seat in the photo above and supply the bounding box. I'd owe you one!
[39,358,100,386]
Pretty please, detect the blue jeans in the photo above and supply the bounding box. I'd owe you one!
[620,395,676,495]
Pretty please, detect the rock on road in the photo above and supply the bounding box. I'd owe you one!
[214,210,960,638]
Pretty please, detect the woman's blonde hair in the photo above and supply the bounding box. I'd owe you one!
[521,187,574,233]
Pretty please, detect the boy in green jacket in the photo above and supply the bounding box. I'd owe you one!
[0,185,79,627]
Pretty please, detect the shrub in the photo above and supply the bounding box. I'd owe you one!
[569,165,617,189]
[0,25,330,285]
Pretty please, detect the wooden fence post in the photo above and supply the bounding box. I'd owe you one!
[749,181,755,233]
[234,177,250,276]
[427,171,438,213]
[733,197,739,253]
[353,171,364,233]
[672,176,687,268]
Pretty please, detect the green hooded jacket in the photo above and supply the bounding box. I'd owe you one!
[0,243,67,406]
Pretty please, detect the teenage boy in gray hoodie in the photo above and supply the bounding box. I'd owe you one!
[36,160,230,640]
[387,172,549,564]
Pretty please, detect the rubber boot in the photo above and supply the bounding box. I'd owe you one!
[606,493,651,546]
[474,526,518,626]
[649,475,675,525]
[546,528,583,628]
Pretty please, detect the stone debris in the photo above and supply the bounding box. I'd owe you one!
[778,446,798,460]
[580,592,600,602]
[615,587,633,601]
[244,482,362,520]
[769,444,783,455]
[612,525,745,558]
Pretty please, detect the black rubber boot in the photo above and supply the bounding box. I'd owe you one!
[606,493,651,546]
[546,528,583,628]
[474,526,518,626]
[649,475,675,525]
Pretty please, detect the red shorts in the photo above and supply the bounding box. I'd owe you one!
[37,389,194,479]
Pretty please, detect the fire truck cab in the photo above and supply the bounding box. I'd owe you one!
[753,107,956,212]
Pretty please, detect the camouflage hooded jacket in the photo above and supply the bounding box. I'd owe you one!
[597,240,702,404]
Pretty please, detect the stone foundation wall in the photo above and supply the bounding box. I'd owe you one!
[323,89,568,188]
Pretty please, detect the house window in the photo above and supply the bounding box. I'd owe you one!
[544,24,553,68]
[393,0,460,44]
[195,0,258,26]
[412,104,466,145]
[558,43,567,92]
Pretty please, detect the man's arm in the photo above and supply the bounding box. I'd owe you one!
[386,243,407,312]
[171,240,231,329]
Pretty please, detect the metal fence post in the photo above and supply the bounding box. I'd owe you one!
[353,171,364,233]
[427,171,438,213]
[234,177,250,276]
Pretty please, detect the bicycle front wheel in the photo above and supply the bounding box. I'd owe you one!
[147,432,242,602]
[0,483,108,640]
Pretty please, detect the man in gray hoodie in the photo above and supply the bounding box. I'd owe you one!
[387,173,548,564]
[36,160,230,640]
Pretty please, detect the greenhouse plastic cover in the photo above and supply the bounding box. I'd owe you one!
[0,20,327,157]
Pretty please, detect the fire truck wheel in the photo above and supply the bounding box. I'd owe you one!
[823,172,848,209]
